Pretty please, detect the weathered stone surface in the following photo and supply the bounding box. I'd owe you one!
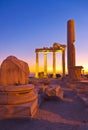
[67,19,75,72]
[0,99,38,118]
[0,56,29,86]
[75,81,88,94]
[67,20,83,80]
[44,85,64,100]
[75,81,88,107]
[69,66,83,81]
[0,84,38,118]
[0,84,38,105]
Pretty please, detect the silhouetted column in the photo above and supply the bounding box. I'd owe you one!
[44,52,47,77]
[35,52,39,78]
[53,52,56,78]
[62,50,65,76]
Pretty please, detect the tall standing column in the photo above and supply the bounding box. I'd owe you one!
[53,51,56,78]
[67,20,83,80]
[44,52,47,77]
[67,19,75,76]
[62,49,65,76]
[35,52,39,78]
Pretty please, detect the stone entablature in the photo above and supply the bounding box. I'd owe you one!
[35,43,66,53]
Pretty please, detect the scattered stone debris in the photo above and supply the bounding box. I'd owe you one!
[75,81,88,107]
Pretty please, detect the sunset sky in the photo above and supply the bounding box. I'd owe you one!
[0,0,88,74]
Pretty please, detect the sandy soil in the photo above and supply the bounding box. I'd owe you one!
[0,79,88,130]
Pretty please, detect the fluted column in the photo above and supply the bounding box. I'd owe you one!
[44,52,47,77]
[62,50,65,76]
[35,52,39,78]
[53,51,56,78]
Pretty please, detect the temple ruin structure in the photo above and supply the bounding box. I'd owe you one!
[35,43,66,78]
[67,19,83,80]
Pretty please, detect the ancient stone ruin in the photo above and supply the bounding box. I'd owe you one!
[0,56,38,118]
[0,84,38,118]
[0,56,29,86]
[35,43,66,78]
[0,19,87,119]
[67,20,83,81]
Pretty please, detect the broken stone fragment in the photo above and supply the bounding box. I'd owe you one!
[0,56,30,86]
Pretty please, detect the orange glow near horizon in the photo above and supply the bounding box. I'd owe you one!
[29,53,65,74]
[81,65,88,74]
[0,56,87,74]
[29,61,88,74]
[30,65,88,74]
[29,64,67,74]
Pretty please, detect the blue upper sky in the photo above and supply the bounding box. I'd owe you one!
[0,0,88,73]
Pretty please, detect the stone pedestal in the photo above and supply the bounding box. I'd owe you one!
[0,99,38,118]
[0,84,38,118]
[69,66,83,81]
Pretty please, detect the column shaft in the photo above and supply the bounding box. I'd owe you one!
[62,50,65,76]
[67,20,75,76]
[35,52,39,78]
[53,52,56,78]
[44,52,47,77]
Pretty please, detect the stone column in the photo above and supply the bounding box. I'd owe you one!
[35,52,39,78]
[67,19,83,80]
[62,49,65,76]
[53,51,56,78]
[67,19,75,76]
[44,52,47,77]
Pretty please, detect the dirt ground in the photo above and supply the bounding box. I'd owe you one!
[0,79,88,130]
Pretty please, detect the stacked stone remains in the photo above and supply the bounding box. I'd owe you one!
[0,56,29,86]
[0,84,38,118]
[0,56,38,118]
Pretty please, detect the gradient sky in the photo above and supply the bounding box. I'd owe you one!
[0,0,88,74]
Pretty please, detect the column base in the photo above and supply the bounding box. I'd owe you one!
[35,74,39,78]
[44,74,47,78]
[69,66,83,81]
[53,74,56,78]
